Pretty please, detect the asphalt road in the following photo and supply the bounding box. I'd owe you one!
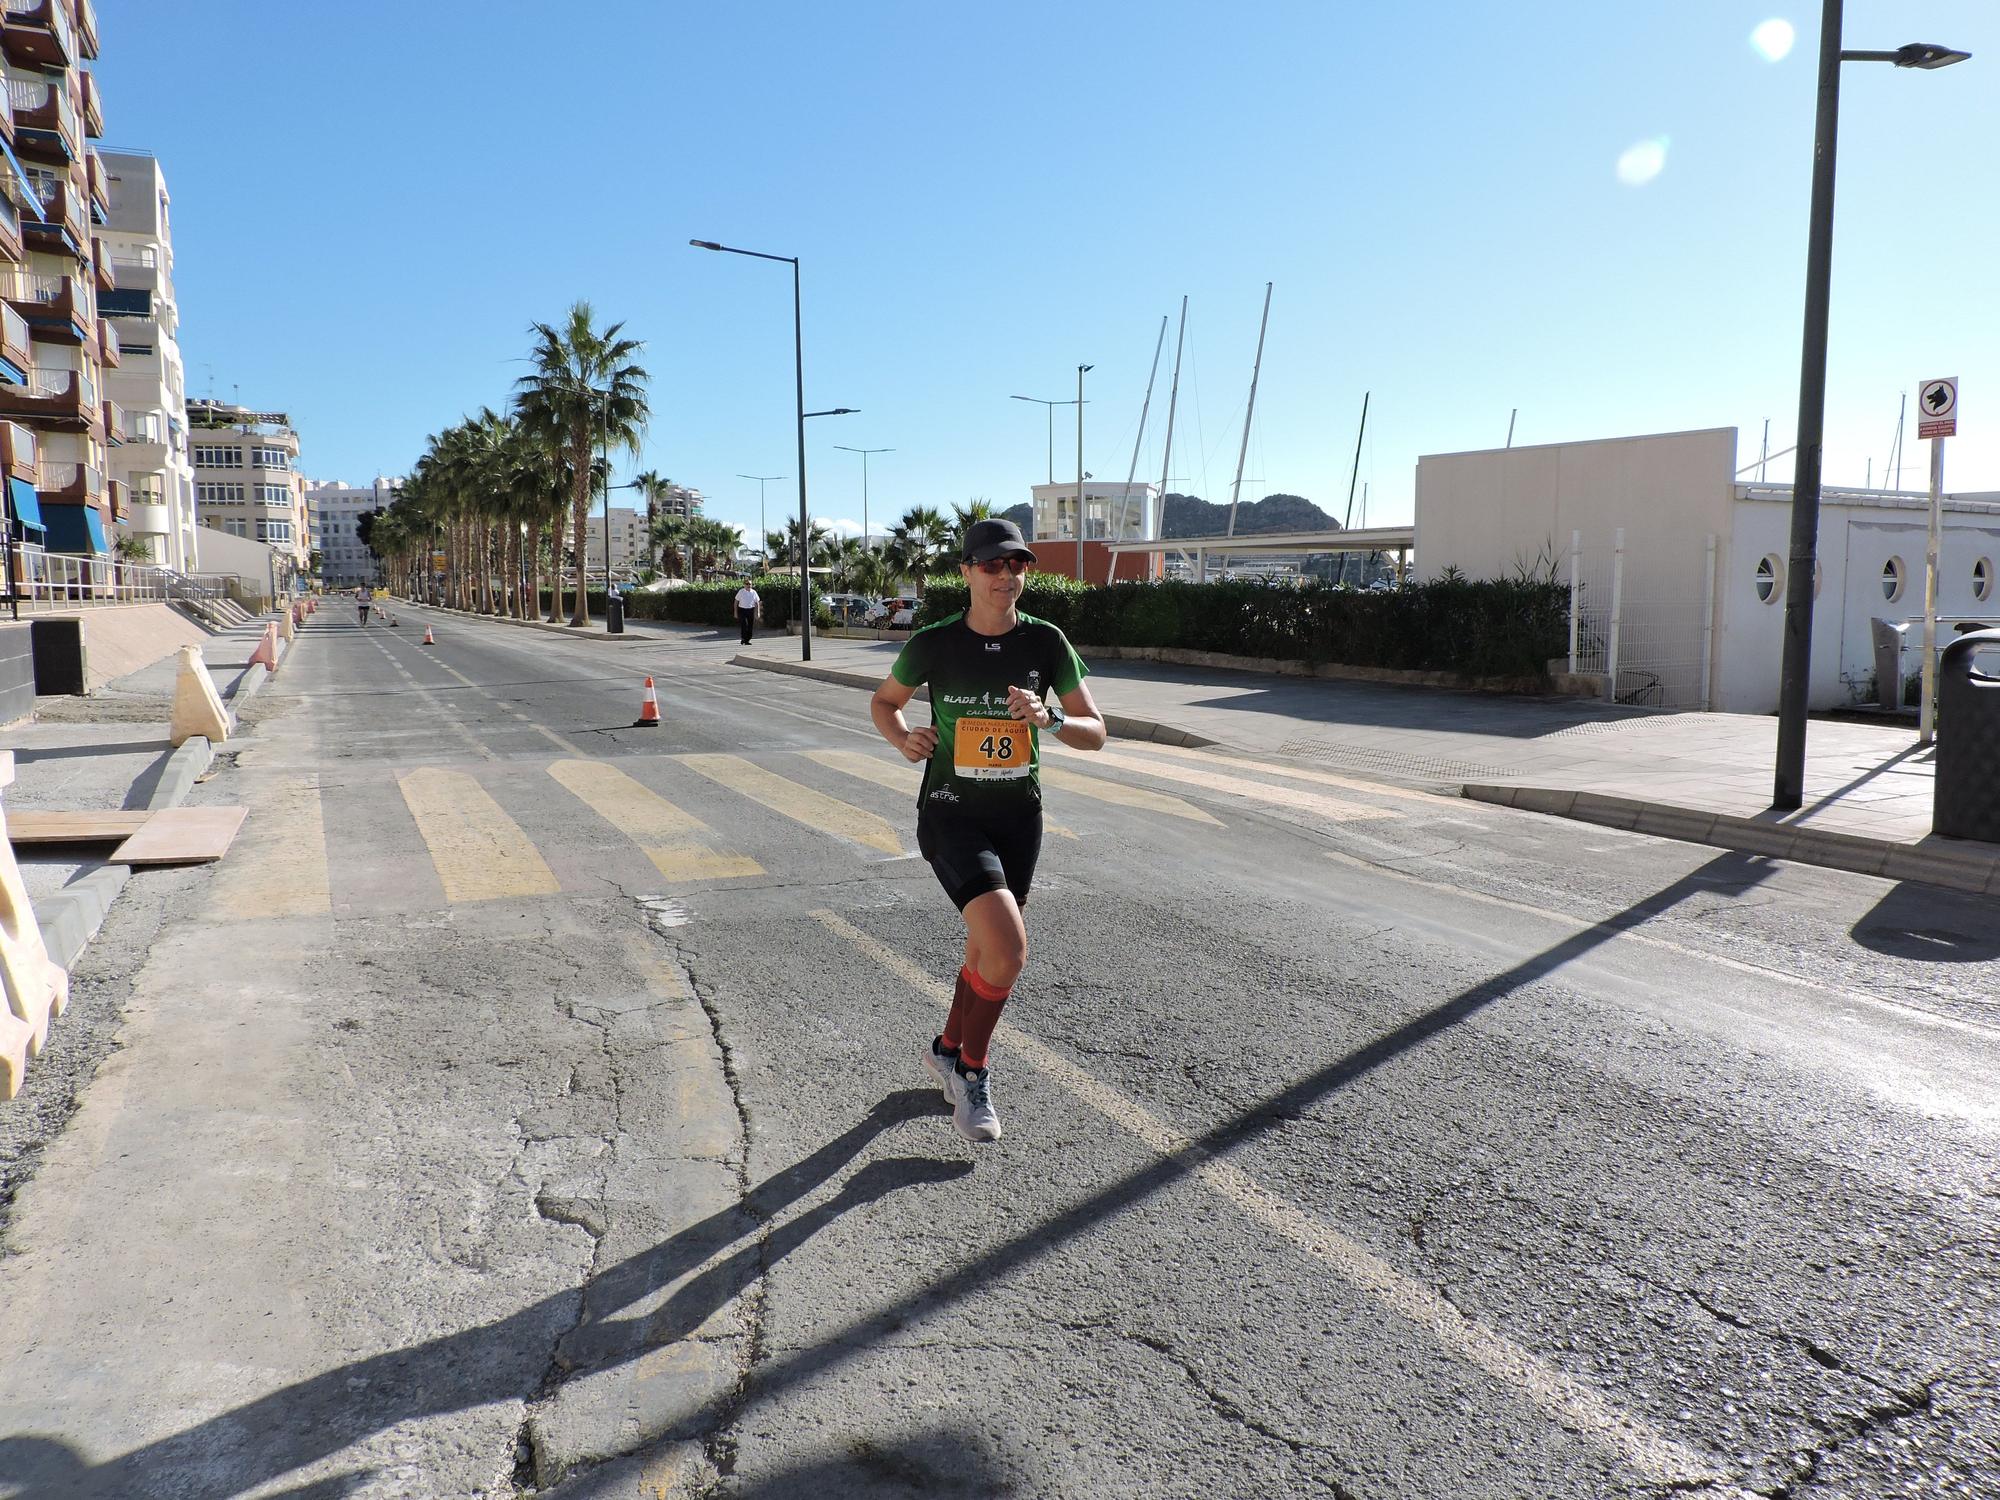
[0,607,1994,1500]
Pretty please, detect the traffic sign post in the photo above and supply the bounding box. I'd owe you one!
[1918,377,1959,747]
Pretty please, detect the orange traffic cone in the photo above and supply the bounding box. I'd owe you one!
[389,612,400,628]
[422,625,435,646]
[633,677,661,727]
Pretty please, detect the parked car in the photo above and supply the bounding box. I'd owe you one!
[867,595,921,629]
[822,592,875,625]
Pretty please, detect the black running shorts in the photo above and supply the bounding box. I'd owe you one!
[917,805,1043,911]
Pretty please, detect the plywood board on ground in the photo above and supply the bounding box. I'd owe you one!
[110,807,247,866]
[7,810,152,845]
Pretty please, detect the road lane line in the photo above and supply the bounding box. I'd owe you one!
[201,774,331,920]
[678,753,905,856]
[1322,845,1998,1039]
[361,635,495,761]
[398,768,561,903]
[1041,764,1221,826]
[547,759,764,882]
[377,628,587,756]
[810,907,1749,1496]
[801,749,1079,840]
[1072,748,1396,824]
[1112,740,1452,805]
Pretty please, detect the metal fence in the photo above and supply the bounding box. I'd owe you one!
[0,540,232,615]
[1564,528,1718,710]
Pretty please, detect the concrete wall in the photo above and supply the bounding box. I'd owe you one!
[0,621,33,725]
[192,525,286,609]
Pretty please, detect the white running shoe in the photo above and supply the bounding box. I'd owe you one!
[948,1064,1003,1143]
[921,1036,958,1097]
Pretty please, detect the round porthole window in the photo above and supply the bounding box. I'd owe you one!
[1755,554,1782,603]
[1881,557,1906,603]
[1976,557,1994,603]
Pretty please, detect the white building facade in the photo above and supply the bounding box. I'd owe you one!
[1029,480,1156,542]
[189,398,311,583]
[583,505,646,573]
[1415,426,2000,714]
[309,476,396,588]
[98,150,196,572]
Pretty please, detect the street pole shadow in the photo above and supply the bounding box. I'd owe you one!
[1849,882,2000,963]
[0,1089,955,1500]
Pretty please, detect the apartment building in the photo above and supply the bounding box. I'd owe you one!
[647,480,702,528]
[308,476,396,588]
[98,148,193,571]
[0,0,117,571]
[190,399,311,583]
[582,505,648,574]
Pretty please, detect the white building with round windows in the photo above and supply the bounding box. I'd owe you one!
[1414,426,1999,714]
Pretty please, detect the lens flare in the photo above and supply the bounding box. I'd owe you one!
[1615,136,1669,186]
[1750,19,1796,62]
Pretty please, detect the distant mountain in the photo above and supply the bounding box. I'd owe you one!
[1000,502,1034,533]
[1162,492,1337,538]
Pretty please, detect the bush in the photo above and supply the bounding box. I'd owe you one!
[535,575,831,630]
[914,575,1566,679]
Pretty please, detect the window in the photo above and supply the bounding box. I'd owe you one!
[193,445,241,468]
[1881,557,1906,603]
[120,341,154,356]
[255,484,291,507]
[249,446,290,470]
[1754,554,1782,604]
[256,519,293,544]
[222,518,248,537]
[1976,558,1993,603]
[197,482,244,504]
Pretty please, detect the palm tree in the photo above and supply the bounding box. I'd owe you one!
[514,302,650,626]
[849,548,897,601]
[633,471,687,577]
[827,534,866,591]
[686,517,743,576]
[888,505,951,593]
[767,516,831,580]
[947,498,996,556]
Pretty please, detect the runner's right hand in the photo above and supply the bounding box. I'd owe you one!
[899,727,938,763]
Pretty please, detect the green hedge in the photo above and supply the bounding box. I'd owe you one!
[914,575,1567,679]
[534,575,832,630]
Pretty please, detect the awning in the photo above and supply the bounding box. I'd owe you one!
[7,475,43,535]
[42,502,106,554]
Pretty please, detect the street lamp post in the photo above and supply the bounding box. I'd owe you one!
[738,474,785,566]
[1011,394,1084,485]
[694,239,855,660]
[1076,364,1093,580]
[1771,15,1969,810]
[834,445,893,554]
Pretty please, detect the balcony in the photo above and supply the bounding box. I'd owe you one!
[0,417,35,480]
[1,269,86,342]
[0,365,97,431]
[0,0,74,70]
[99,396,119,446]
[73,0,92,61]
[7,75,81,164]
[105,474,120,520]
[35,457,102,507]
[78,66,99,136]
[0,302,27,377]
[96,314,115,367]
[23,172,83,252]
[89,234,111,290]
[0,190,20,271]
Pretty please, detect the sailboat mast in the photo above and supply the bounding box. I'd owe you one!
[1155,297,1187,552]
[1108,315,1168,581]
[1225,281,1272,540]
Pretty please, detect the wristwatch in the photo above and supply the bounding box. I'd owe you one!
[1043,702,1066,732]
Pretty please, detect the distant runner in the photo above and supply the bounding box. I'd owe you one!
[356,588,371,627]
[869,518,1107,1141]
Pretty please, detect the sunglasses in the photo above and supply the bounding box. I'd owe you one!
[968,557,1029,576]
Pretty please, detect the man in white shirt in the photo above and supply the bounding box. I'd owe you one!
[734,583,761,644]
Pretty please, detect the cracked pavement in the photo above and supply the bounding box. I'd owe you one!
[0,610,1995,1499]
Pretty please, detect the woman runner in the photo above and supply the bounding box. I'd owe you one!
[870,518,1108,1141]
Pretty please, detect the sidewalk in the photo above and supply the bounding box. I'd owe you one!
[0,611,291,970]
[725,633,1999,899]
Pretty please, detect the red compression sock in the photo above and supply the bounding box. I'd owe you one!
[940,966,976,1053]
[955,966,1012,1071]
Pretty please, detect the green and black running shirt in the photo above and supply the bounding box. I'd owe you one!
[890,610,1088,813]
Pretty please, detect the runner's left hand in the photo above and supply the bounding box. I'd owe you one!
[1005,685,1050,727]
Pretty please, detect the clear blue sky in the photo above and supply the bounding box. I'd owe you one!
[98,1,1997,542]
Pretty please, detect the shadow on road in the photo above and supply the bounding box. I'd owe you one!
[1,856,1766,1498]
[1849,881,2000,963]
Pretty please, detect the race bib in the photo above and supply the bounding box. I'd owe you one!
[953,716,1030,780]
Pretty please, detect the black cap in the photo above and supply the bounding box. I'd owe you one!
[961,517,1037,564]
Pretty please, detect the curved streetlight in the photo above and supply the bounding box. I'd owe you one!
[833,445,893,554]
[738,473,785,565]
[692,239,855,660]
[1771,10,1969,809]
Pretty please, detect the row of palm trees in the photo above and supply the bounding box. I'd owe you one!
[366,303,1008,621]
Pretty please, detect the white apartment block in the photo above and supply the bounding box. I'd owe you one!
[190,398,311,582]
[98,149,195,572]
[309,476,396,588]
[648,481,702,526]
[583,505,647,573]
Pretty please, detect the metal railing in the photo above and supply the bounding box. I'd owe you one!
[0,540,215,611]
[0,302,27,355]
[1,417,35,470]
[98,317,116,360]
[34,458,98,495]
[2,0,76,62]
[23,366,92,407]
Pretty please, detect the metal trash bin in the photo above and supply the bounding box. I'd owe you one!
[1933,628,2000,841]
[1870,617,1908,708]
[605,592,625,635]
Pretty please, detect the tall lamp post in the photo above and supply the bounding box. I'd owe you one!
[1075,364,1093,580]
[1009,394,1083,485]
[1771,17,1969,810]
[833,445,893,554]
[692,238,855,660]
[738,472,785,565]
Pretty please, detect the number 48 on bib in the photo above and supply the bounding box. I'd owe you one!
[953,715,1030,780]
